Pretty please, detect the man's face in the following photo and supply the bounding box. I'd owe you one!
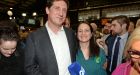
[0,40,17,57]
[111,20,122,35]
[128,22,135,33]
[46,0,67,27]
[106,23,112,31]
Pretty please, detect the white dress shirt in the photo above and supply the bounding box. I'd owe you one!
[45,22,71,75]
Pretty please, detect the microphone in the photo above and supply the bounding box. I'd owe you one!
[68,62,86,75]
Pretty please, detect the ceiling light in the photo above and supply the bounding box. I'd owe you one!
[7,10,13,16]
[22,13,26,17]
[32,12,37,16]
[10,8,13,10]
[9,17,12,20]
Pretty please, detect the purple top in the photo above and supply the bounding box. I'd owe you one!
[112,61,131,75]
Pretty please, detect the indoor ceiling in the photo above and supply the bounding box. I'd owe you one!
[0,0,140,18]
[0,0,47,18]
[0,0,36,11]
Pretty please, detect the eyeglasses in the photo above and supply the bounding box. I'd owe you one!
[128,49,140,58]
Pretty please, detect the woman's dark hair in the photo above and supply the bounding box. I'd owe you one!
[76,21,100,57]
[46,0,69,9]
[0,20,19,44]
[0,20,19,32]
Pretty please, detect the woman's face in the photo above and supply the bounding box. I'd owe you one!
[77,23,92,43]
[0,40,17,57]
[129,40,140,72]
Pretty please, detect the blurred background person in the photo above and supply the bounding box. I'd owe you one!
[97,21,113,56]
[136,19,140,28]
[90,22,97,33]
[112,26,140,75]
[63,16,71,28]
[76,21,107,75]
[128,21,135,34]
[90,22,102,38]
[102,22,112,41]
[103,23,111,34]
[0,20,24,75]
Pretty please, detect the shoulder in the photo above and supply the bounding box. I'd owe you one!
[98,48,106,61]
[106,34,116,40]
[105,34,117,45]
[112,62,130,75]
[64,27,75,34]
[28,26,47,38]
[32,26,46,35]
[99,48,106,55]
[64,27,76,41]
[117,62,129,69]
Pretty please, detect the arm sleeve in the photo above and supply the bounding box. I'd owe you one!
[24,34,42,75]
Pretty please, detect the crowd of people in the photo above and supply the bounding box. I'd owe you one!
[0,0,140,75]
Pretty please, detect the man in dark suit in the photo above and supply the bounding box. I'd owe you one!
[106,15,130,75]
[24,0,77,75]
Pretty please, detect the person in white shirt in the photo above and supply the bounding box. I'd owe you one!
[24,0,77,75]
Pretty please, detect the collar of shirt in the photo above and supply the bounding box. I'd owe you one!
[117,32,129,40]
[45,21,64,35]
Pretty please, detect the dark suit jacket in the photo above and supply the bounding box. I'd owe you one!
[105,34,117,73]
[24,26,77,75]
[106,33,129,73]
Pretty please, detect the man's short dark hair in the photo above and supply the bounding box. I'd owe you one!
[46,0,69,9]
[111,15,130,30]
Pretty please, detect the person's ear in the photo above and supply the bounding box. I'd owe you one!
[45,7,49,14]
